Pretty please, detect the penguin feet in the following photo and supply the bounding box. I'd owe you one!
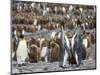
[18,64,22,67]
[18,63,27,67]
[59,65,67,68]
[22,63,27,66]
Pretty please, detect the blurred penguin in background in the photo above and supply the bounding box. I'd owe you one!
[16,34,29,67]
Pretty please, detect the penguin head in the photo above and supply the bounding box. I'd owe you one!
[61,25,64,30]
[19,34,24,40]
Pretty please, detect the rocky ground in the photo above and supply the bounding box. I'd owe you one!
[12,59,96,74]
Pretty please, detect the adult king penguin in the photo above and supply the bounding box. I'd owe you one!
[16,34,29,67]
[59,25,71,68]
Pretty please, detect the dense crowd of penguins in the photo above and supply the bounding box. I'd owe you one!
[12,1,96,32]
[11,1,96,67]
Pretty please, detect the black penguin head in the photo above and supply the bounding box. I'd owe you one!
[20,34,24,39]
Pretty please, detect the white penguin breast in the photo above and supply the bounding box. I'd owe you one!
[40,47,48,57]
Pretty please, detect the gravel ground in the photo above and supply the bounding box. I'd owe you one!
[12,59,96,74]
[11,42,96,74]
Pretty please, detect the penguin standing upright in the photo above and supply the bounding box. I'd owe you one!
[16,34,29,67]
[59,25,71,68]
[71,28,83,66]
